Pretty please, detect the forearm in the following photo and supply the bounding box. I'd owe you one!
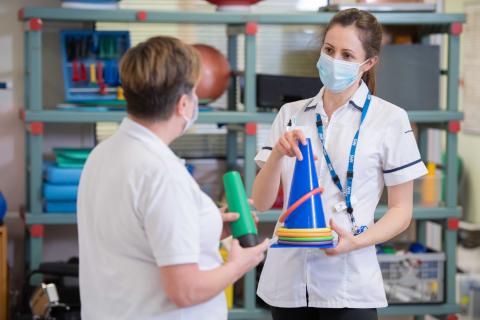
[356,206,412,249]
[162,262,242,308]
[251,149,283,211]
[184,263,242,306]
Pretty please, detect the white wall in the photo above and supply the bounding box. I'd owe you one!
[445,0,480,223]
[0,0,54,295]
[0,0,93,297]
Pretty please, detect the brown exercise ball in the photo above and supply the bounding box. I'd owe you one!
[193,44,231,102]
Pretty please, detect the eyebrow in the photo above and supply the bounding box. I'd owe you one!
[324,42,355,54]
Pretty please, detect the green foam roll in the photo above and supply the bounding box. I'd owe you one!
[223,171,259,248]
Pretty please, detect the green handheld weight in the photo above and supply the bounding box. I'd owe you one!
[223,171,259,248]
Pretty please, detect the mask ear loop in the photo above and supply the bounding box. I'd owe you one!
[358,58,372,81]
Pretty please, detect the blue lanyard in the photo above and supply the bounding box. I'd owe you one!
[315,93,371,234]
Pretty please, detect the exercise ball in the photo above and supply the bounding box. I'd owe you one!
[0,191,7,224]
[205,0,263,11]
[193,44,231,102]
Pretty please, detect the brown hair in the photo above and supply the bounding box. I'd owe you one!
[322,9,382,94]
[120,36,201,121]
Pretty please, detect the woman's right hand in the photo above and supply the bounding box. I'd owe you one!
[273,129,307,161]
[227,238,270,278]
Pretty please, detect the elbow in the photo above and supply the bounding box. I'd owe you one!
[251,183,273,212]
[251,190,265,212]
[401,218,411,233]
[165,289,196,308]
[253,199,270,213]
[172,297,193,309]
[400,208,413,232]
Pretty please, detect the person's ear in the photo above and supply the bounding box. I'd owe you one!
[362,55,379,73]
[175,94,189,117]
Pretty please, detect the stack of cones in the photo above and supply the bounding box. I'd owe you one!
[276,227,333,246]
[271,138,335,249]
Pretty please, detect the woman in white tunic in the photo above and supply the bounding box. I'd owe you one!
[252,9,427,320]
[77,36,269,320]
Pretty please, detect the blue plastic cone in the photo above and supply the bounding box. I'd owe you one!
[284,138,327,229]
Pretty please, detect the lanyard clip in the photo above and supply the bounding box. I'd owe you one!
[353,225,368,236]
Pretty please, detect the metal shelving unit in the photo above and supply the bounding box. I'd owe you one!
[24,109,464,124]
[25,206,462,225]
[20,6,464,319]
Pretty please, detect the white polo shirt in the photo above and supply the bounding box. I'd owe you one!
[77,117,226,319]
[255,81,427,309]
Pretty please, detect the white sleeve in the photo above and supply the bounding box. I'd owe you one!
[142,171,200,267]
[382,109,428,186]
[254,107,287,168]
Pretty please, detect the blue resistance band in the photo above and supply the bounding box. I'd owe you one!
[315,93,371,235]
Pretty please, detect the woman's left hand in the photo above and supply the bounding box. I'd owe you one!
[324,219,360,256]
[220,199,259,240]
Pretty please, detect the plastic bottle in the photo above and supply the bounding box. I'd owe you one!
[421,162,437,207]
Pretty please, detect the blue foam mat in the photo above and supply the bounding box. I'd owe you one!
[45,165,82,185]
[44,201,77,213]
[43,183,78,201]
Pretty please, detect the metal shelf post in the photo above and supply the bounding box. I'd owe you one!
[226,29,239,171]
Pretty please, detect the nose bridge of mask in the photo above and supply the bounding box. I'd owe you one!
[335,57,360,73]
[323,52,368,73]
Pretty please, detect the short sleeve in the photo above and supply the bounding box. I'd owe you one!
[382,110,428,186]
[254,108,286,168]
[142,171,200,267]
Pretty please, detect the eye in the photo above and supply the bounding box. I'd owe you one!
[342,52,353,60]
[324,47,334,55]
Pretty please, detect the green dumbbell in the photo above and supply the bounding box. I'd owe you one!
[223,171,259,248]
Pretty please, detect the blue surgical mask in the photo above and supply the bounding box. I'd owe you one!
[316,52,368,93]
[181,95,199,135]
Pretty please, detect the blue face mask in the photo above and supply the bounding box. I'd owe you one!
[316,52,368,93]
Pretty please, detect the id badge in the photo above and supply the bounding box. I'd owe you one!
[334,195,358,213]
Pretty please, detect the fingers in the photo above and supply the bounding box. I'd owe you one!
[329,219,348,237]
[285,134,303,161]
[254,238,270,253]
[278,136,294,157]
[222,212,240,222]
[250,239,269,264]
[276,129,308,160]
[289,130,307,160]
[324,248,339,256]
[292,129,307,146]
[230,239,241,251]
[252,211,259,224]
[323,220,346,256]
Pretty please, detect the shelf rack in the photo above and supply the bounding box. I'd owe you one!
[19,6,464,319]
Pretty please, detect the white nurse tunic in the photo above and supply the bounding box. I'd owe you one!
[255,81,427,308]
